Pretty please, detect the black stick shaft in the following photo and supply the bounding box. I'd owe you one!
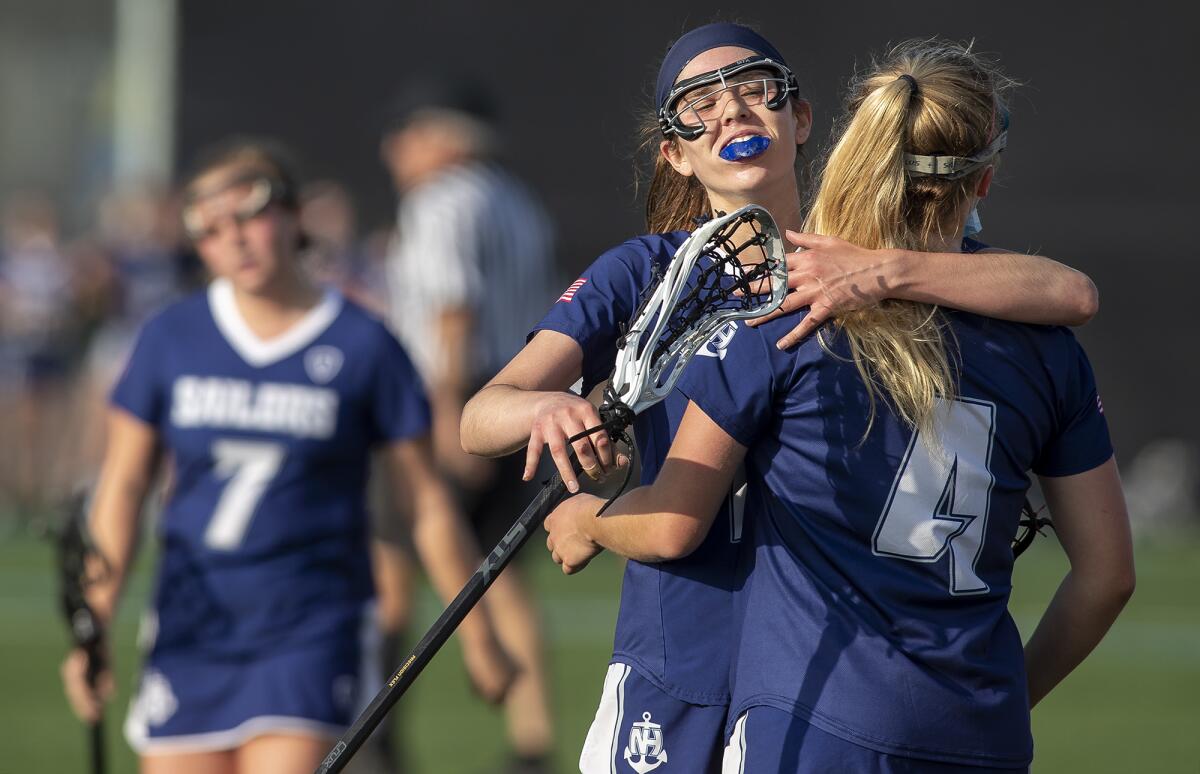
[86,644,106,774]
[90,718,105,774]
[314,472,573,774]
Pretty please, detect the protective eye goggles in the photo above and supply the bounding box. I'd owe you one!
[658,56,799,141]
[182,175,282,242]
[903,107,1011,180]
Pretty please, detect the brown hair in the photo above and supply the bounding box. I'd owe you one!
[183,137,302,210]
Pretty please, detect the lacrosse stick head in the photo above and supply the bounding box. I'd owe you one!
[607,204,787,417]
[56,488,109,650]
[1012,499,1053,558]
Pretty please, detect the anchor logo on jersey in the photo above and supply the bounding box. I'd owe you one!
[623,712,668,773]
[304,345,344,384]
[697,321,738,360]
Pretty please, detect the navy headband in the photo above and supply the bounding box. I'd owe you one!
[655,23,790,111]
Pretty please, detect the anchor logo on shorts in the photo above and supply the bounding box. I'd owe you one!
[623,712,668,773]
[697,321,738,360]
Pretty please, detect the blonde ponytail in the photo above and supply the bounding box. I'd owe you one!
[805,40,1013,438]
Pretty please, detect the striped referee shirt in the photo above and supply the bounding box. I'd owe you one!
[385,161,558,387]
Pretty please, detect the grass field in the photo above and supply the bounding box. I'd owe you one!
[2,520,1198,773]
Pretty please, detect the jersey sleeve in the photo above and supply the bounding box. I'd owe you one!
[529,243,653,395]
[110,316,168,426]
[1033,335,1113,476]
[370,327,433,444]
[674,321,775,448]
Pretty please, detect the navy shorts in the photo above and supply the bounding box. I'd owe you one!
[722,707,1031,774]
[124,607,381,755]
[579,661,727,774]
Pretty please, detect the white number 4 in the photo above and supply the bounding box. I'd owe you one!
[872,398,996,596]
[205,439,286,550]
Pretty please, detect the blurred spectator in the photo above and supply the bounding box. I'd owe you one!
[1123,438,1200,537]
[380,74,558,774]
[95,183,190,329]
[0,192,80,514]
[72,184,192,488]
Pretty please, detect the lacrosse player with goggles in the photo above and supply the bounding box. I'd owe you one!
[462,22,1103,773]
[59,139,513,774]
[538,37,1134,772]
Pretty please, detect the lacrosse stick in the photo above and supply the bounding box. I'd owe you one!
[315,203,788,774]
[1012,499,1053,558]
[56,487,110,774]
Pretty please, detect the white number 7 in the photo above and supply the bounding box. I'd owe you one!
[872,398,996,596]
[205,439,286,550]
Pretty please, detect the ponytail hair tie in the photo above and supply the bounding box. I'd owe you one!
[897,74,919,97]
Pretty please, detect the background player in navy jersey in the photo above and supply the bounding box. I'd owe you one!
[464,23,1107,773]
[542,38,1133,772]
[59,139,513,774]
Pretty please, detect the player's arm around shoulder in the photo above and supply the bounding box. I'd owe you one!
[889,243,1099,326]
[965,245,1099,324]
[755,232,1100,349]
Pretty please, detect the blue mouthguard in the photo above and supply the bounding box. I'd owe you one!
[719,136,771,161]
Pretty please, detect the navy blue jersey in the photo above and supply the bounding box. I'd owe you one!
[533,232,744,705]
[677,308,1112,767]
[113,279,430,657]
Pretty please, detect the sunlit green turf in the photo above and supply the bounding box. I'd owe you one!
[2,521,1197,773]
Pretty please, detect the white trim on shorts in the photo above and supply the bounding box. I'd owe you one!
[127,715,343,755]
[721,712,748,774]
[579,662,632,774]
[126,602,381,755]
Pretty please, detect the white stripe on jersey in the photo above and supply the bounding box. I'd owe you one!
[385,162,558,386]
[579,662,631,774]
[209,278,342,367]
[721,712,748,774]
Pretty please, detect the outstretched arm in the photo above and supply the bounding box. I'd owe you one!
[752,231,1099,348]
[544,401,744,573]
[1023,456,1135,708]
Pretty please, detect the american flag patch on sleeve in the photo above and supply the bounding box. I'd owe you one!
[558,278,587,302]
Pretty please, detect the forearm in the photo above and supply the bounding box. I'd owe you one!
[432,306,473,407]
[86,471,151,624]
[1023,569,1133,707]
[891,249,1098,326]
[461,384,553,457]
[582,487,705,562]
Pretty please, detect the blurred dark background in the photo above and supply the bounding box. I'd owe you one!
[2,0,1197,511]
[185,1,1200,494]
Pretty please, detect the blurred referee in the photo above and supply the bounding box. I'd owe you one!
[379,74,558,774]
